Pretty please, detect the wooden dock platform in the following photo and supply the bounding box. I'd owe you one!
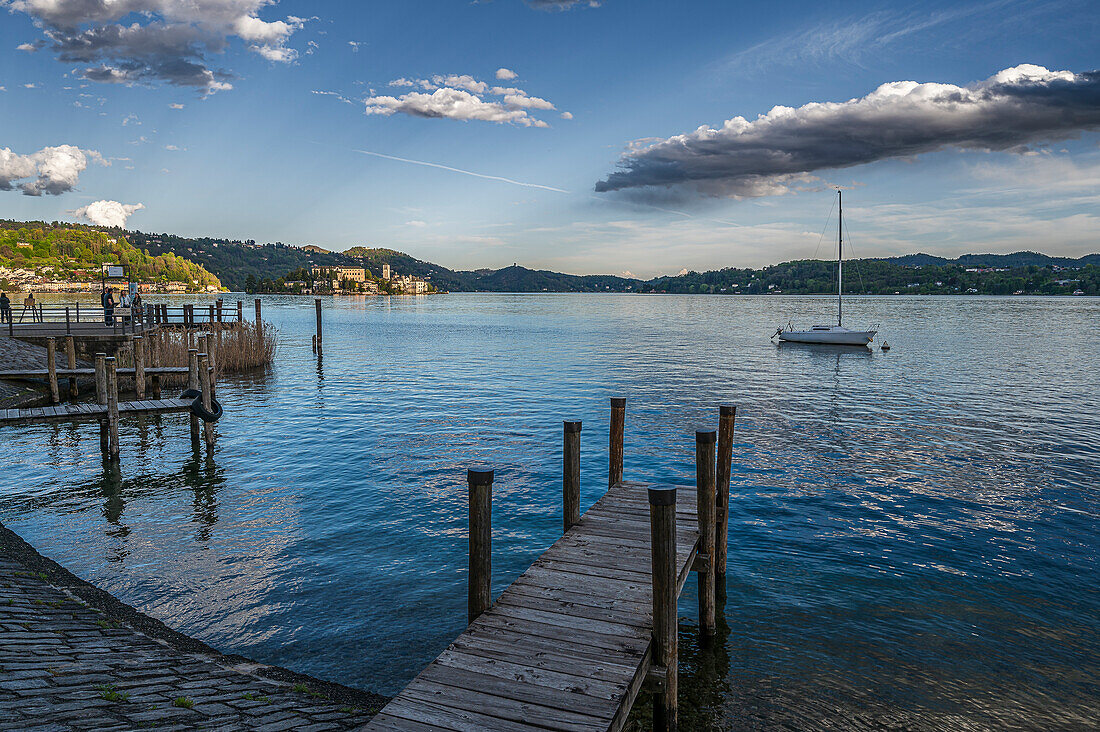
[365,401,737,732]
[0,367,189,380]
[365,479,699,732]
[0,397,192,425]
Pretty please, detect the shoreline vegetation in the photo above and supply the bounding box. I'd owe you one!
[3,218,1097,297]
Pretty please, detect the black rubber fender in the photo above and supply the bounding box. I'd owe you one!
[180,389,223,423]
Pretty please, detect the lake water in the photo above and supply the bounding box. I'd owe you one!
[4,294,1098,729]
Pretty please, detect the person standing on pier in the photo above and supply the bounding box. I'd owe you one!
[102,287,115,326]
[0,292,10,324]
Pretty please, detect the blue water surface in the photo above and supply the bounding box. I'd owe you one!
[3,294,1098,729]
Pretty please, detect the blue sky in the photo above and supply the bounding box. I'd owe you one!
[1,0,1097,276]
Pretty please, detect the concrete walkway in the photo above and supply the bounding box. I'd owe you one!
[0,527,384,731]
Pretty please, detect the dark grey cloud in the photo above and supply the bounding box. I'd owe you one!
[596,65,1100,198]
[3,1,305,93]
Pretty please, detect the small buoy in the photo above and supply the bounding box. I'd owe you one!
[881,341,891,351]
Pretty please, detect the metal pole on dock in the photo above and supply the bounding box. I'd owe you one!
[314,298,323,355]
[716,405,736,579]
[188,349,200,445]
[65,306,71,335]
[132,336,146,399]
[609,397,625,490]
[65,335,77,399]
[648,485,678,731]
[696,430,717,637]
[468,468,494,624]
[106,357,120,460]
[46,338,59,404]
[563,421,582,532]
[198,353,214,450]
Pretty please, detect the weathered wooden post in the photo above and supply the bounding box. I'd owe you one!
[65,306,71,335]
[216,299,223,323]
[716,405,736,579]
[188,349,200,444]
[314,298,323,355]
[198,353,215,450]
[649,485,678,731]
[254,298,262,324]
[468,468,494,624]
[563,421,582,532]
[208,331,219,401]
[95,353,107,405]
[609,397,625,490]
[106,357,120,460]
[132,335,146,399]
[46,338,59,404]
[236,300,243,323]
[696,430,717,637]
[65,335,77,398]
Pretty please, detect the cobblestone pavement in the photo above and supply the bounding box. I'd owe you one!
[0,550,382,731]
[0,335,50,407]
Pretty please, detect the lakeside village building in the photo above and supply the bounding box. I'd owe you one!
[0,266,216,294]
[310,264,430,295]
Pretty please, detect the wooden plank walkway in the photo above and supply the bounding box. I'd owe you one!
[0,367,190,379]
[364,479,699,732]
[0,397,192,425]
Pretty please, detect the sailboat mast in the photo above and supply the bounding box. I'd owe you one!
[837,190,843,327]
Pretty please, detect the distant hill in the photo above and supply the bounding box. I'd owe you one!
[0,219,221,291]
[4,220,1095,296]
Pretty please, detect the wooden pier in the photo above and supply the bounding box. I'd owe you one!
[366,400,734,732]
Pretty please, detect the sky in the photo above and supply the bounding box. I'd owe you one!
[1,0,1098,277]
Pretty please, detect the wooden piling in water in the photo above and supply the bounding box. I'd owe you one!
[65,335,77,399]
[468,468,494,624]
[106,357,120,460]
[314,298,323,355]
[208,304,215,327]
[563,421,582,532]
[237,300,242,323]
[94,353,107,405]
[216,299,223,323]
[188,349,200,444]
[696,430,717,637]
[609,397,625,490]
[198,353,214,450]
[649,485,678,731]
[254,298,262,324]
[132,336,146,399]
[716,405,736,578]
[46,338,59,404]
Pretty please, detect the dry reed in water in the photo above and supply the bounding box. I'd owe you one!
[142,322,277,377]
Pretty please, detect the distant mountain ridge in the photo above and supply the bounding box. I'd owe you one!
[4,220,1095,295]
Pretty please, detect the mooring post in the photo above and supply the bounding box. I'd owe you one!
[716,405,736,579]
[198,353,214,449]
[94,353,107,405]
[563,421,582,532]
[106,357,120,460]
[649,485,678,731]
[237,300,243,323]
[208,331,219,401]
[609,397,625,490]
[696,430,717,637]
[468,468,494,624]
[208,304,215,327]
[314,298,323,355]
[46,338,59,404]
[65,335,77,398]
[188,349,200,444]
[254,298,262,324]
[216,299,223,323]
[133,336,146,399]
[65,306,71,335]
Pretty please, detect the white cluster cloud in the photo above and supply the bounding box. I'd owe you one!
[3,0,309,93]
[72,199,144,228]
[496,68,517,80]
[596,65,1100,198]
[0,143,103,196]
[367,74,567,127]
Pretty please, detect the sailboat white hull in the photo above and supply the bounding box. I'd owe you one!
[778,326,876,345]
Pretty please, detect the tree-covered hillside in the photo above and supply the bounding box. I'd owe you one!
[0,220,221,291]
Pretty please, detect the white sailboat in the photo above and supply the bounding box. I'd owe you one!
[772,190,877,346]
